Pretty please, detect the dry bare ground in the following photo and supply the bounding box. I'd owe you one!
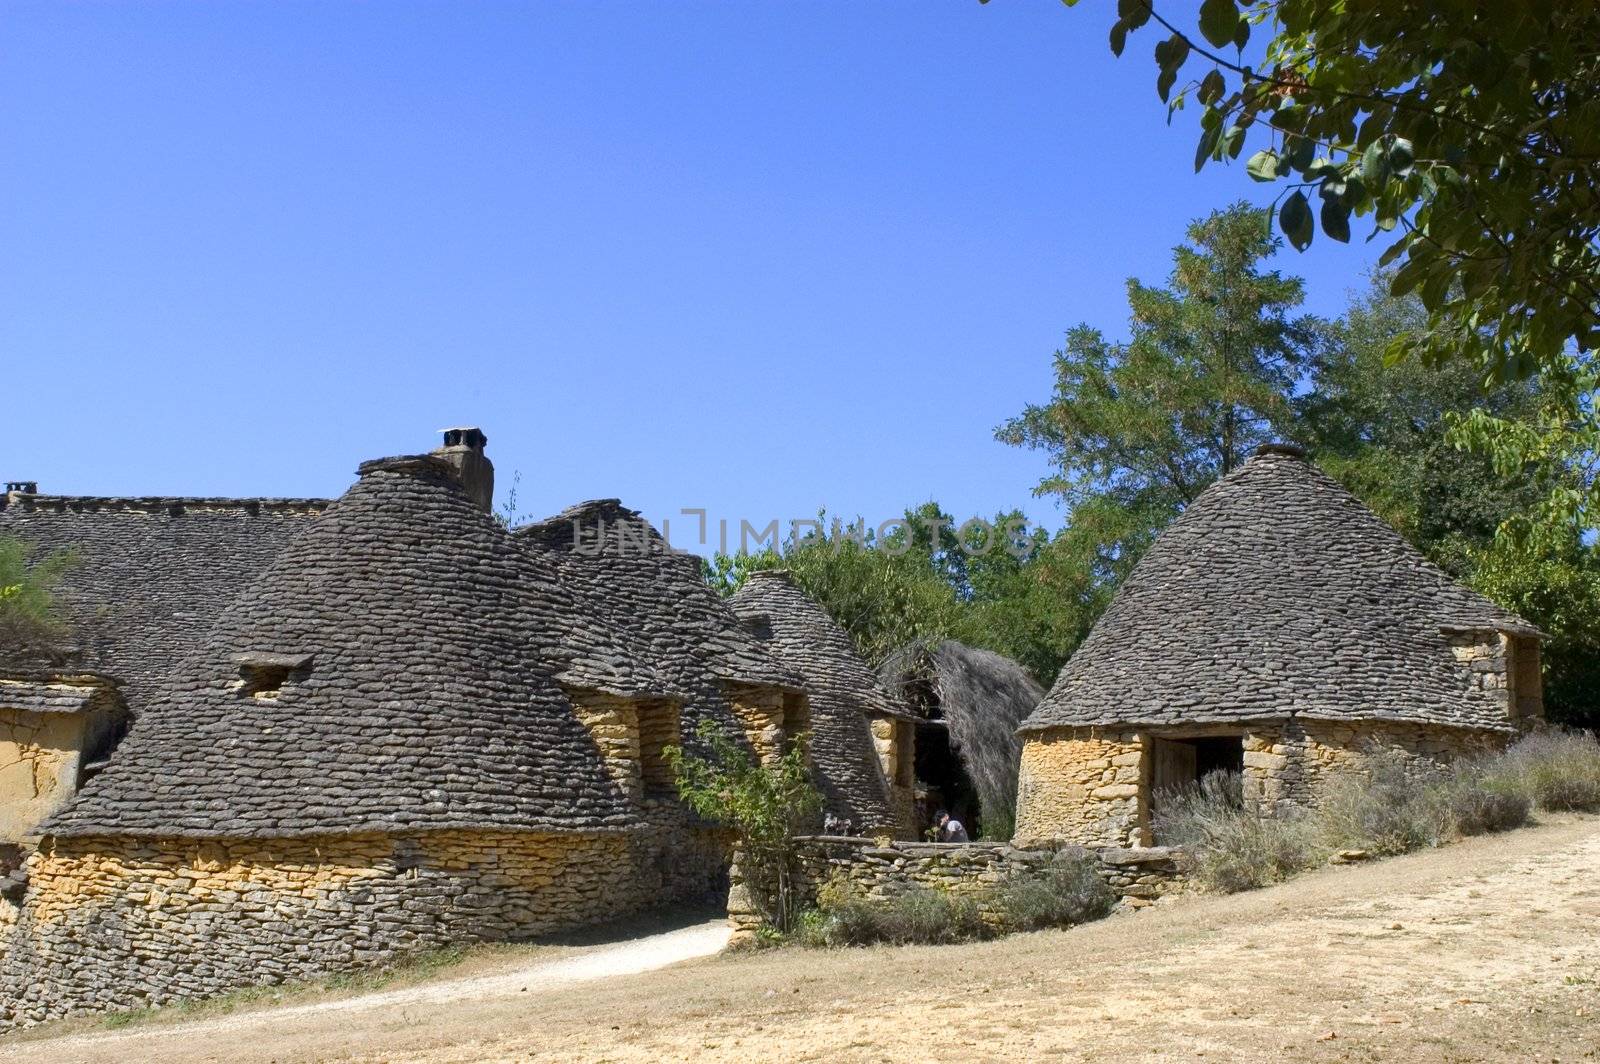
[9,814,1600,1063]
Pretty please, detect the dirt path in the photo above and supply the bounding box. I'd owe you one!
[9,815,1600,1063]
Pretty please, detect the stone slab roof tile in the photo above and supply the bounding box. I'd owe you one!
[44,461,640,839]
[0,493,326,715]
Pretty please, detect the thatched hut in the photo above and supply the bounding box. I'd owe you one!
[1013,444,1544,849]
[877,640,1043,839]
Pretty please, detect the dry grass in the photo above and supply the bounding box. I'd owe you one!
[1157,729,1600,894]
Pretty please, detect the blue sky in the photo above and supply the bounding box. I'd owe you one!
[1,1,1382,552]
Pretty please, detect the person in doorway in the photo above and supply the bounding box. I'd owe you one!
[934,809,969,843]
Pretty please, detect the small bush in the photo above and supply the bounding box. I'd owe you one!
[1154,753,1542,895]
[1489,730,1600,812]
[1437,760,1531,836]
[802,886,987,947]
[991,849,1115,932]
[1315,750,1452,856]
[1154,772,1324,893]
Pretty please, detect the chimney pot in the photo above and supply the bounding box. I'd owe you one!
[431,427,494,511]
[5,481,38,495]
[442,427,487,450]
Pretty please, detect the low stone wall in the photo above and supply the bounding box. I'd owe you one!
[1,814,728,1031]
[728,836,1190,940]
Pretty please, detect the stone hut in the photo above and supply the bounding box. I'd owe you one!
[1013,444,1544,849]
[727,569,916,838]
[0,480,325,853]
[878,640,1043,838]
[518,501,808,772]
[0,432,801,1028]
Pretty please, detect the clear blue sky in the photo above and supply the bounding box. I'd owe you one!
[1,1,1382,552]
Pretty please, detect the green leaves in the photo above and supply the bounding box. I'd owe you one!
[1153,33,1190,101]
[1198,0,1241,49]
[1246,149,1280,181]
[1320,197,1351,242]
[1279,190,1314,250]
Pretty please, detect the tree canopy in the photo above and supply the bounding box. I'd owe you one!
[1032,0,1600,381]
[996,202,1317,584]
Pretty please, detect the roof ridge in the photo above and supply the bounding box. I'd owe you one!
[0,495,329,514]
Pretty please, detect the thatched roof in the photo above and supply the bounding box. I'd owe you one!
[877,640,1042,825]
[1022,446,1537,736]
[728,569,908,834]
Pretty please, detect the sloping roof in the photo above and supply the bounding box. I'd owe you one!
[518,501,804,699]
[1022,447,1536,736]
[0,493,325,714]
[728,569,906,833]
[45,456,639,839]
[878,640,1040,826]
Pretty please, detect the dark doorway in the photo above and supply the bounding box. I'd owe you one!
[1149,734,1245,810]
[914,722,980,839]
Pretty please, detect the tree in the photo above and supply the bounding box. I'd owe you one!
[1038,1,1600,381]
[0,537,76,666]
[997,202,1319,584]
[706,506,1095,686]
[1297,273,1545,576]
[665,721,821,934]
[706,511,967,666]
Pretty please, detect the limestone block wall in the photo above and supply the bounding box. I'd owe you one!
[1015,719,1509,848]
[565,687,686,802]
[0,822,727,1031]
[726,836,1189,941]
[869,717,917,836]
[1013,728,1146,847]
[1444,630,1513,714]
[1242,719,1504,811]
[724,682,796,765]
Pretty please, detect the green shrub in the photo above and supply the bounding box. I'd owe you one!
[1437,760,1532,836]
[991,849,1115,932]
[1154,752,1540,895]
[1488,730,1600,812]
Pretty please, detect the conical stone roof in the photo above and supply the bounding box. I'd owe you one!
[46,455,639,839]
[519,499,803,697]
[1021,447,1536,736]
[729,569,909,833]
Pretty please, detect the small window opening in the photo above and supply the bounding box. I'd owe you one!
[230,652,313,700]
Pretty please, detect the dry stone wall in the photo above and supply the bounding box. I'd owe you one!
[1014,728,1147,847]
[0,821,727,1031]
[727,836,1189,941]
[1242,719,1503,811]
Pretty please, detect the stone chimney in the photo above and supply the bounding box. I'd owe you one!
[431,427,494,511]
